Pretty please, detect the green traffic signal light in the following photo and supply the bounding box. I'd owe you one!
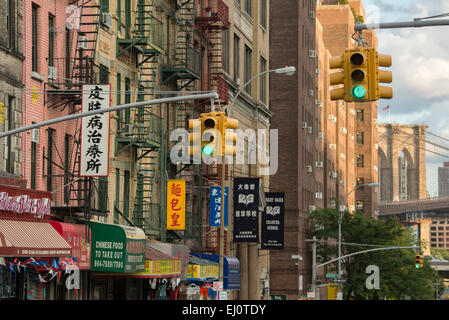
[351,85,366,99]
[202,145,214,156]
[415,263,420,269]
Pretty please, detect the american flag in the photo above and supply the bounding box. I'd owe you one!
[382,105,390,111]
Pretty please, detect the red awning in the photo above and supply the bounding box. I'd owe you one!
[0,219,72,257]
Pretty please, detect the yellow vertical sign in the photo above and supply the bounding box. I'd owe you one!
[31,86,39,105]
[328,284,338,300]
[0,102,4,124]
[167,180,185,230]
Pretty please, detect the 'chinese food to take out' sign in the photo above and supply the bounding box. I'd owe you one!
[166,180,185,230]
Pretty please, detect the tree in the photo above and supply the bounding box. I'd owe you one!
[309,208,443,300]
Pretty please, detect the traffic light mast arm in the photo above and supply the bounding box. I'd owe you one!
[354,19,449,32]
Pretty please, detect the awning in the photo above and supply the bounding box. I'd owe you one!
[147,240,190,280]
[186,253,219,282]
[89,221,145,273]
[190,253,240,290]
[129,248,181,278]
[0,219,72,257]
[49,221,91,269]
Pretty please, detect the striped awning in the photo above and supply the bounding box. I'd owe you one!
[0,219,72,257]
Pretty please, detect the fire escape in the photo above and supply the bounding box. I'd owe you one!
[115,0,164,236]
[195,0,230,254]
[44,0,104,222]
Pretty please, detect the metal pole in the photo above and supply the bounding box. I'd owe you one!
[354,19,449,32]
[311,236,317,300]
[0,92,219,138]
[219,155,226,294]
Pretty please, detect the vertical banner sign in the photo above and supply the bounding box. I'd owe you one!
[167,180,186,230]
[233,177,259,242]
[209,186,229,227]
[261,192,285,249]
[80,84,110,176]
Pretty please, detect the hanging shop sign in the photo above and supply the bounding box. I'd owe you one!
[261,192,285,250]
[147,241,190,280]
[167,180,185,230]
[132,248,181,278]
[209,186,229,227]
[0,185,51,219]
[49,221,91,269]
[233,177,259,242]
[89,221,145,273]
[80,84,111,177]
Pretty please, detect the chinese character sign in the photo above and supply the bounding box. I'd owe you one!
[233,177,259,242]
[80,84,110,177]
[261,192,284,250]
[209,186,229,227]
[167,180,185,230]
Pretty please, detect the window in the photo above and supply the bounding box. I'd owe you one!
[356,200,364,212]
[260,57,267,104]
[99,64,109,84]
[233,35,240,82]
[356,177,365,187]
[356,109,364,122]
[7,0,15,49]
[65,28,71,82]
[222,29,230,73]
[356,132,364,145]
[125,77,131,124]
[47,129,55,191]
[124,170,130,219]
[64,135,71,204]
[356,154,364,167]
[260,0,267,29]
[6,96,15,173]
[244,45,252,95]
[245,0,252,17]
[31,138,37,189]
[100,0,109,13]
[116,73,122,125]
[125,0,131,38]
[114,169,120,223]
[32,4,39,72]
[98,177,108,212]
[48,14,55,67]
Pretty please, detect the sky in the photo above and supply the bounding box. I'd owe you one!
[362,0,449,197]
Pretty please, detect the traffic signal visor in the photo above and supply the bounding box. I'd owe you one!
[377,53,393,99]
[188,118,201,157]
[329,55,345,100]
[222,117,239,156]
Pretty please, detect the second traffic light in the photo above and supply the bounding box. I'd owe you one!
[415,254,424,269]
[329,47,392,102]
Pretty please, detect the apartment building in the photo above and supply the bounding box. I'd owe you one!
[0,0,24,180]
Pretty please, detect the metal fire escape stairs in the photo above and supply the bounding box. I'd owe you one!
[115,0,164,235]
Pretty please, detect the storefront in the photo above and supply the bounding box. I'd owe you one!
[0,185,72,300]
[89,221,146,300]
[49,221,91,300]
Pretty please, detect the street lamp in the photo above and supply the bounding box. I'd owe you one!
[337,182,379,299]
[225,66,296,116]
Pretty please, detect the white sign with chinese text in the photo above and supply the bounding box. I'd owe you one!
[80,84,110,177]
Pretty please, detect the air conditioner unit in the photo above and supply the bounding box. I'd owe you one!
[350,108,356,115]
[329,143,336,150]
[78,36,88,49]
[329,171,337,178]
[333,116,337,123]
[309,50,317,58]
[315,68,320,74]
[373,118,378,124]
[307,126,313,134]
[340,127,347,134]
[309,205,316,213]
[307,165,313,174]
[328,115,334,121]
[315,161,323,168]
[31,129,39,143]
[351,135,354,140]
[315,99,322,106]
[309,90,314,96]
[125,124,134,135]
[310,11,316,19]
[318,132,324,139]
[340,153,345,159]
[315,192,322,199]
[236,78,241,86]
[302,122,308,129]
[48,66,57,80]
[101,12,113,28]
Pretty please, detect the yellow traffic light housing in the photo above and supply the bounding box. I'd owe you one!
[221,116,239,156]
[329,47,393,102]
[415,254,424,269]
[187,118,201,157]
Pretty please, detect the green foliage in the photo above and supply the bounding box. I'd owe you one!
[350,7,364,23]
[309,208,444,300]
[338,0,348,4]
[431,247,449,261]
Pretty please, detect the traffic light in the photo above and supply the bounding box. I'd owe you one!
[220,115,239,156]
[329,47,393,102]
[200,112,221,157]
[415,254,424,269]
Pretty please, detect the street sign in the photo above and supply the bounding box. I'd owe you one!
[326,273,339,279]
[270,294,286,300]
[333,278,346,283]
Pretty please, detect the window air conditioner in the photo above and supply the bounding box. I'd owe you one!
[307,126,313,134]
[307,165,313,174]
[78,36,88,49]
[315,161,323,168]
[31,129,39,144]
[315,192,322,199]
[302,122,308,129]
[101,13,113,28]
[48,66,57,80]
[329,143,336,150]
[309,50,317,58]
[318,132,324,139]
